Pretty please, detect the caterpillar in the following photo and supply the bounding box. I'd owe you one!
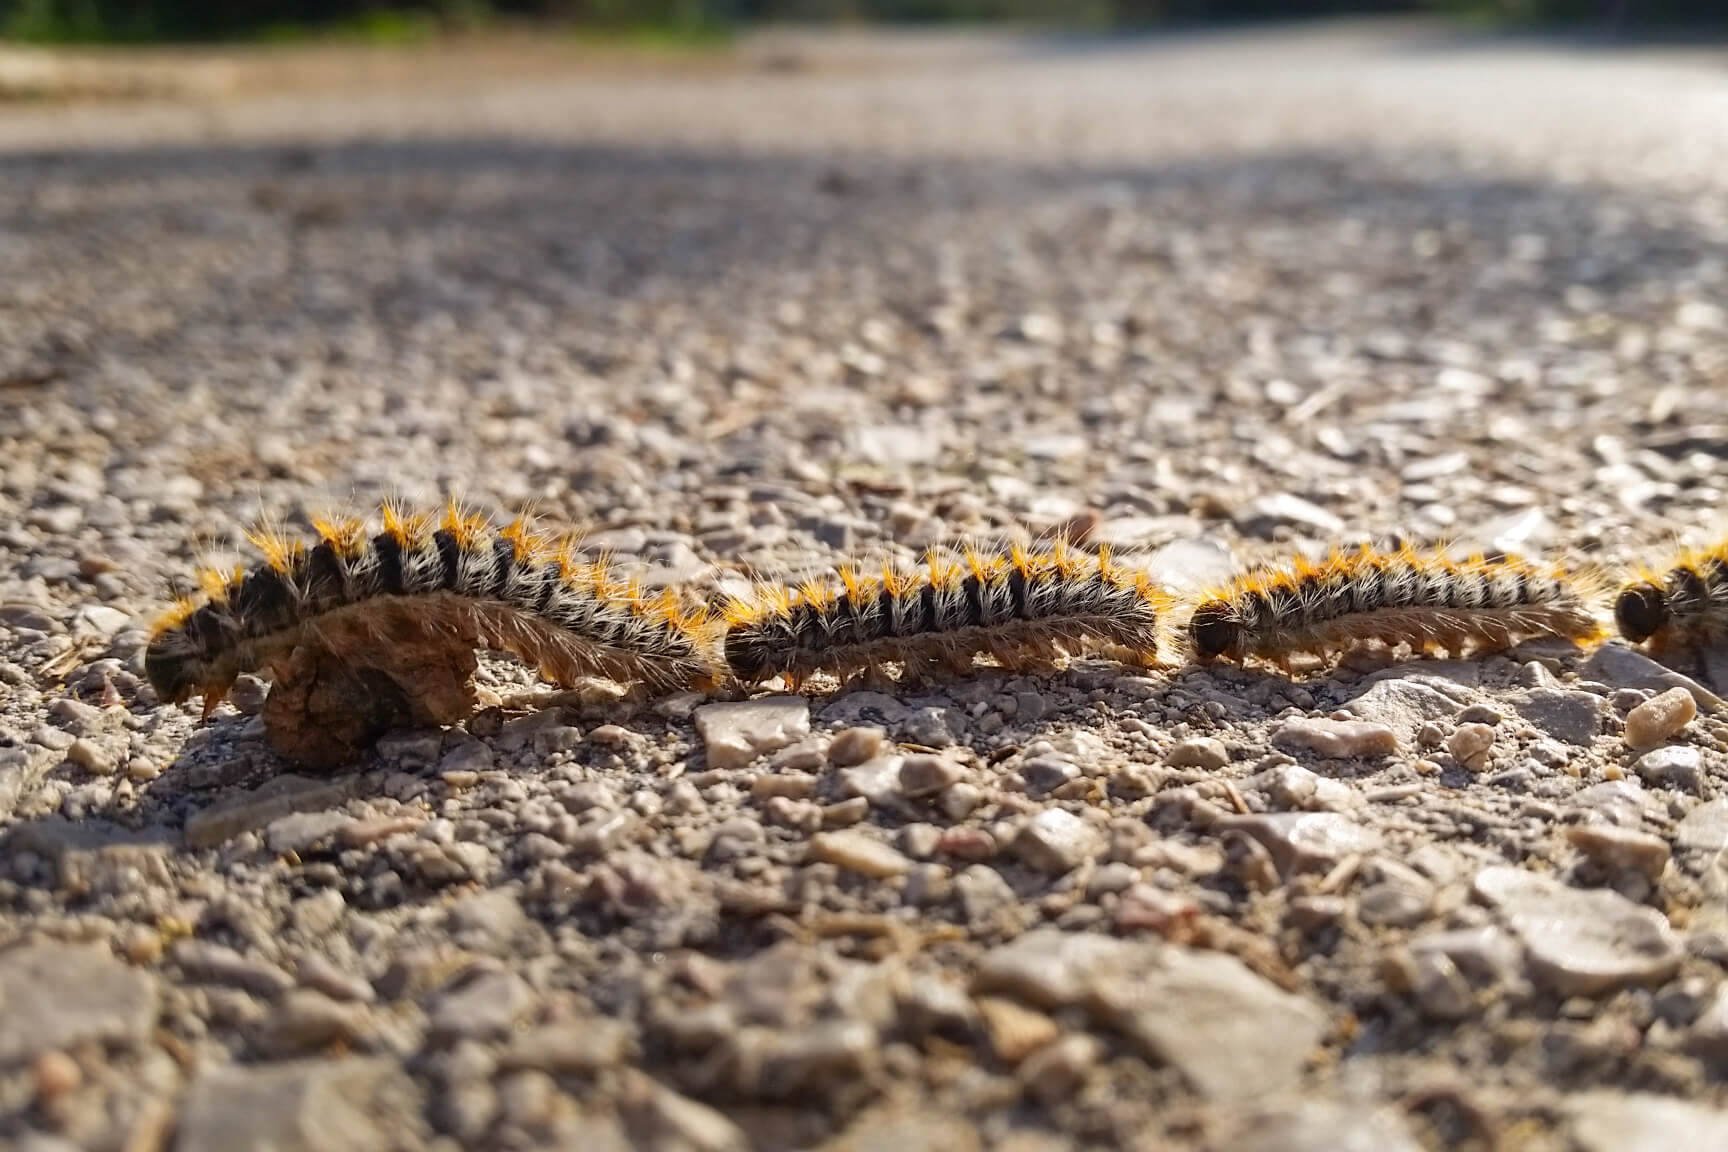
[1614,541,1728,650]
[1187,544,1604,666]
[145,501,720,717]
[720,541,1175,687]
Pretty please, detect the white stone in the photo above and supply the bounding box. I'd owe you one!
[1012,809,1104,875]
[695,698,811,770]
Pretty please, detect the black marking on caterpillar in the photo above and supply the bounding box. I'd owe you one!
[720,541,1174,688]
[146,501,720,716]
[1188,543,1605,667]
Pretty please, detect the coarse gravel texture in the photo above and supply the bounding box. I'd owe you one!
[5,18,1728,1151]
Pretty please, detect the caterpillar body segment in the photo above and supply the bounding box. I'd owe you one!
[720,542,1176,687]
[146,503,722,716]
[1187,544,1605,667]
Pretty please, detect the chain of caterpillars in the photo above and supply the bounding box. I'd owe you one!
[144,500,1716,718]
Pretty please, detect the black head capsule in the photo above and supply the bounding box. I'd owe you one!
[723,627,776,683]
[1614,582,1670,645]
[144,639,200,704]
[1188,600,1242,661]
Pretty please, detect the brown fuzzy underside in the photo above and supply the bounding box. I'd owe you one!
[243,592,712,695]
[763,615,1163,687]
[1241,602,1602,662]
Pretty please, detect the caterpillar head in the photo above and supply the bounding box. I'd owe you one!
[145,608,236,718]
[145,633,203,706]
[1613,582,1669,645]
[1188,599,1242,661]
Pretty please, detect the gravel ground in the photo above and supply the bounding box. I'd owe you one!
[5,19,1728,1151]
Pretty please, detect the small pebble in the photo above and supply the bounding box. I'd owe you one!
[828,726,885,766]
[32,1050,81,1099]
[1272,718,1398,759]
[1566,823,1671,881]
[822,797,870,827]
[898,754,963,798]
[1447,723,1496,773]
[1624,686,1696,752]
[1013,809,1104,875]
[1020,756,1080,795]
[975,996,1059,1064]
[808,831,912,878]
[1164,737,1228,771]
[66,736,117,775]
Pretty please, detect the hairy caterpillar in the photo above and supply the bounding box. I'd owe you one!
[1615,542,1728,650]
[721,541,1175,687]
[146,501,720,716]
[1187,544,1604,666]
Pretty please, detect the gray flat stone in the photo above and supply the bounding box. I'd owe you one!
[1265,764,1355,813]
[1510,688,1604,746]
[972,929,1147,1009]
[1474,866,1682,996]
[839,755,905,807]
[1345,676,1478,738]
[1684,985,1728,1061]
[0,943,158,1064]
[174,1058,423,1152]
[1677,799,1728,854]
[1219,812,1382,876]
[1633,745,1709,795]
[1583,645,1723,713]
[1408,926,1522,986]
[1090,949,1326,1099]
[897,753,964,798]
[1164,737,1228,771]
[265,810,353,855]
[429,968,533,1040]
[954,864,1017,922]
[184,775,358,849]
[444,890,531,953]
[172,940,295,1000]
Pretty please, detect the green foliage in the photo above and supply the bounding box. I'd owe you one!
[2,0,1724,44]
[1,1,494,43]
[257,8,445,43]
[1431,0,1728,20]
